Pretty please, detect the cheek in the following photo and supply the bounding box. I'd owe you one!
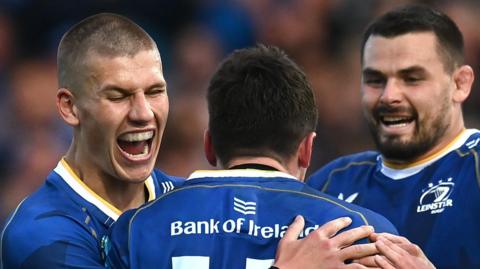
[84,116,109,142]
[409,91,439,116]
[361,91,377,112]
[84,105,122,140]
[152,98,169,120]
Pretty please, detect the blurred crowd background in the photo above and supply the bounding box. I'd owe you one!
[0,0,479,222]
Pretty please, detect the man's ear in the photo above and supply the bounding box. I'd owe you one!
[298,132,316,169]
[452,65,474,103]
[57,88,80,126]
[204,130,217,167]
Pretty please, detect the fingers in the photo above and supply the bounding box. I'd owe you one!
[340,242,378,261]
[333,225,374,248]
[282,215,305,242]
[375,237,436,269]
[374,255,395,269]
[369,232,379,242]
[345,262,381,269]
[395,243,423,256]
[352,254,378,267]
[376,237,406,264]
[375,233,423,256]
[283,216,352,242]
[315,217,353,238]
[375,233,410,244]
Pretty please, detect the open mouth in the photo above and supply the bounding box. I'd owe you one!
[117,130,154,159]
[380,115,414,128]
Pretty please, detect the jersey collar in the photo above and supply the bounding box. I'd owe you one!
[380,129,478,179]
[187,169,297,180]
[54,158,156,220]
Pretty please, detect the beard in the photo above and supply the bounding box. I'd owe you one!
[366,99,450,163]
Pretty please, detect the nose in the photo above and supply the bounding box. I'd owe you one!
[129,92,154,124]
[380,79,402,105]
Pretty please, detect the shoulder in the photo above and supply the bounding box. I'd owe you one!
[300,185,397,235]
[307,151,379,189]
[312,151,379,177]
[2,195,100,268]
[152,169,185,186]
[151,169,185,197]
[340,198,398,235]
[452,129,480,186]
[1,178,105,268]
[320,151,379,172]
[457,129,480,153]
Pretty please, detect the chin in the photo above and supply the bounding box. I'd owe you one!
[377,138,432,162]
[118,167,153,184]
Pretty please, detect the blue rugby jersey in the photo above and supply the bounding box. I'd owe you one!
[1,159,183,269]
[104,169,397,269]
[307,129,480,269]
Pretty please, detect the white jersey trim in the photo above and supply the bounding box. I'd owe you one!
[188,169,297,180]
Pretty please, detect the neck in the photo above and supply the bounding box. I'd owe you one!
[64,147,147,213]
[229,163,280,171]
[225,156,305,181]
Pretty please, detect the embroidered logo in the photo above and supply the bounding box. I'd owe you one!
[233,197,257,215]
[337,192,359,203]
[416,178,454,214]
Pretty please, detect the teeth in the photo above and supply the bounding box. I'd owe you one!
[382,116,408,122]
[387,122,408,128]
[118,131,153,142]
[380,115,413,128]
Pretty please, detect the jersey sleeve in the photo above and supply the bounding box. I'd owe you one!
[2,213,104,269]
[103,210,136,269]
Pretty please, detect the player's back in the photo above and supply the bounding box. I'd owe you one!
[105,169,397,269]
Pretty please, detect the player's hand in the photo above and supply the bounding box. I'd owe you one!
[354,233,436,269]
[273,215,379,269]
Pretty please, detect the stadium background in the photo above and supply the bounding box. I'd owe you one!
[0,0,479,223]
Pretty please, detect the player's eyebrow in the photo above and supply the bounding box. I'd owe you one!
[362,68,384,77]
[362,66,428,77]
[398,66,427,76]
[99,85,130,96]
[101,82,166,93]
[147,82,167,90]
[102,85,126,91]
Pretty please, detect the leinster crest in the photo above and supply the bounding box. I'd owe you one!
[416,178,454,214]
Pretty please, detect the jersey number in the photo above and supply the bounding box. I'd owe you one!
[172,256,274,269]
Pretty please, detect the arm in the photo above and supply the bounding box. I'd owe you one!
[273,215,380,269]
[2,215,104,269]
[354,233,435,269]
